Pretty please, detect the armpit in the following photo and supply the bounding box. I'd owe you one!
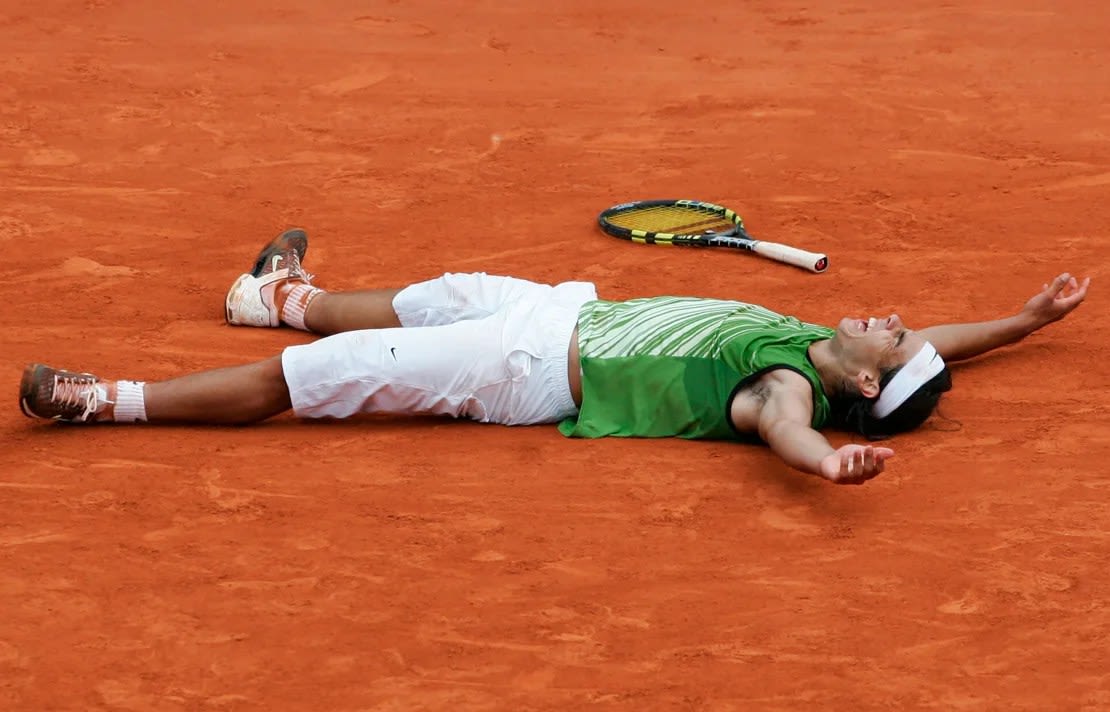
[728,366,818,435]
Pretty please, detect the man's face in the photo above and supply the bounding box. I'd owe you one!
[833,313,929,374]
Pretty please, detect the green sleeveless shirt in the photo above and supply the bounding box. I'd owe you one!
[558,296,835,440]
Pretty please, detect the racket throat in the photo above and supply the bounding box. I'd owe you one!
[705,235,754,250]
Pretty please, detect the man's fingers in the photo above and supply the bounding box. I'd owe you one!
[865,447,880,476]
[1049,273,1071,296]
[832,445,894,484]
[1059,277,1090,307]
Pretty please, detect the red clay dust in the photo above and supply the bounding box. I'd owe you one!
[2,1,1108,709]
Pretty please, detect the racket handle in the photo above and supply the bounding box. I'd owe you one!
[752,241,829,273]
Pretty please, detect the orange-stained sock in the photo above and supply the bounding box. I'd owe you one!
[279,283,324,331]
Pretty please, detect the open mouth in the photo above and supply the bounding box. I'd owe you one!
[857,317,889,333]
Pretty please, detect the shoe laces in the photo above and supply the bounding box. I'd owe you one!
[52,373,103,421]
[285,252,313,284]
[266,251,314,284]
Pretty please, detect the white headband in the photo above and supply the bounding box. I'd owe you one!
[872,342,945,419]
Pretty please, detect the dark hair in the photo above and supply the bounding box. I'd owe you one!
[830,365,953,440]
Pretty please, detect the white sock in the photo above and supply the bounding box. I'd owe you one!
[114,380,148,423]
[281,283,324,331]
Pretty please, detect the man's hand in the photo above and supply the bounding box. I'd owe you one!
[819,444,895,485]
[1020,272,1090,330]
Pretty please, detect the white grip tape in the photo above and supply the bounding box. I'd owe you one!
[752,241,828,273]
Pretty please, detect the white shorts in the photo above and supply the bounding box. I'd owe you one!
[280,273,597,425]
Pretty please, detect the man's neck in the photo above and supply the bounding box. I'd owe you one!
[807,338,843,397]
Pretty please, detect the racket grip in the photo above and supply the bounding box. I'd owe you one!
[752,241,829,273]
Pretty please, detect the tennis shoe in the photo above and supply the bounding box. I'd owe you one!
[226,229,313,327]
[249,228,308,279]
[20,363,113,423]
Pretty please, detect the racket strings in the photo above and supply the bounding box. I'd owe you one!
[607,206,736,234]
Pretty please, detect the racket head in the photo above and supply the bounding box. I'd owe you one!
[598,199,743,245]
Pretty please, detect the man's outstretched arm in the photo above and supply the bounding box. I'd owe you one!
[917,272,1090,363]
[754,372,893,485]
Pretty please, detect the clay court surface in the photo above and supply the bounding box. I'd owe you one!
[2,0,1109,709]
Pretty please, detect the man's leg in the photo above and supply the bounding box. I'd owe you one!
[298,273,547,335]
[225,229,580,337]
[300,288,403,335]
[236,266,563,335]
[145,356,291,423]
[20,356,291,425]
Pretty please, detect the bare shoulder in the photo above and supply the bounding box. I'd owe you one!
[730,368,815,434]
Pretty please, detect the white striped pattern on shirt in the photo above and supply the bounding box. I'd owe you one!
[579,296,821,361]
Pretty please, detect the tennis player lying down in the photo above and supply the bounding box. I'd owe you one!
[20,230,1090,485]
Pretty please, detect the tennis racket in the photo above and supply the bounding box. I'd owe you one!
[598,199,828,273]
